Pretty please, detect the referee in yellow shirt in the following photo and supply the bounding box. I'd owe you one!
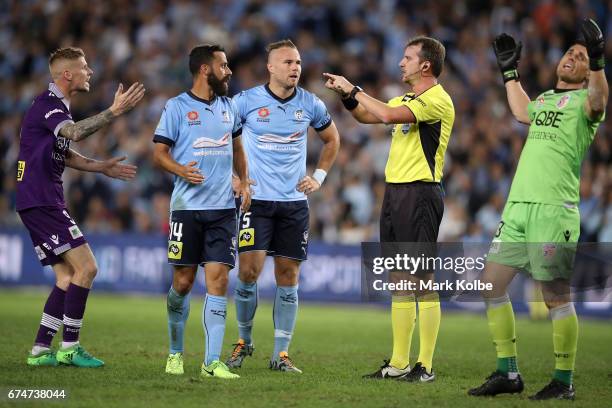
[324,36,454,382]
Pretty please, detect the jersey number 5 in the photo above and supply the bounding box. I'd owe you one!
[241,212,252,229]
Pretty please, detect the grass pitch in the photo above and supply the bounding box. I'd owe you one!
[0,289,610,408]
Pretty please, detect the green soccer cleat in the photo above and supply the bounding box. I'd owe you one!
[56,344,104,368]
[27,349,58,367]
[201,360,240,379]
[165,352,184,375]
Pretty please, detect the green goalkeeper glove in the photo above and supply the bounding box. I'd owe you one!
[493,33,522,83]
[580,18,605,71]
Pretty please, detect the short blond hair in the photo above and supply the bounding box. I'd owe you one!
[265,39,297,54]
[49,47,85,66]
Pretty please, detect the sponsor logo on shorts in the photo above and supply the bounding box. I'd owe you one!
[542,243,556,259]
[50,234,60,245]
[17,161,25,181]
[563,230,571,242]
[230,236,237,260]
[489,239,501,254]
[301,230,309,254]
[42,242,52,251]
[239,228,255,247]
[168,241,183,260]
[34,245,46,260]
[53,243,71,255]
[69,225,83,239]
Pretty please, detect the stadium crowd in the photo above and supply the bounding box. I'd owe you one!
[1,0,611,243]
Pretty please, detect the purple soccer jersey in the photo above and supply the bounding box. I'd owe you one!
[16,83,74,211]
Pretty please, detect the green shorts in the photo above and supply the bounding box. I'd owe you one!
[487,201,579,281]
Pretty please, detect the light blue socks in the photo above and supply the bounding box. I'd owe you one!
[167,286,190,354]
[272,285,299,360]
[234,279,258,344]
[203,294,227,365]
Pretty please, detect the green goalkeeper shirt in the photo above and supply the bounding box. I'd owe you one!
[507,88,605,206]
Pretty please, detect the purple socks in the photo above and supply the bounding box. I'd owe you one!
[62,283,90,343]
[34,285,66,347]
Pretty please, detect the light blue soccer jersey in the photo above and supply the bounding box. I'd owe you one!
[233,84,331,201]
[154,91,242,210]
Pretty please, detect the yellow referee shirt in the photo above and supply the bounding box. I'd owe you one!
[385,84,454,183]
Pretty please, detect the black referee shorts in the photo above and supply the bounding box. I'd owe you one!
[380,182,444,243]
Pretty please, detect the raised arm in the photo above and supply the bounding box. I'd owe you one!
[504,81,531,124]
[65,148,137,181]
[60,82,145,142]
[581,18,609,121]
[323,73,415,124]
[493,34,531,124]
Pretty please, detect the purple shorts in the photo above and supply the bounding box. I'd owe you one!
[18,206,87,266]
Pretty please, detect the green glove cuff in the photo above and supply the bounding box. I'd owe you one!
[502,69,519,83]
[590,56,605,71]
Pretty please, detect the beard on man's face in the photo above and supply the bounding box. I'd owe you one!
[208,72,229,96]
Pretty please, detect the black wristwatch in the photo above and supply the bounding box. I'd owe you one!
[349,85,363,99]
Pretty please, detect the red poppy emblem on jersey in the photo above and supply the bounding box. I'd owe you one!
[258,108,270,117]
[187,111,199,121]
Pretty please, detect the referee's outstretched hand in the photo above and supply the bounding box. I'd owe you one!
[492,34,522,82]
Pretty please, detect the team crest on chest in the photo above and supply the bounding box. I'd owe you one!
[294,109,303,120]
[401,123,411,134]
[257,107,270,123]
[187,111,201,126]
[536,96,545,108]
[556,94,571,109]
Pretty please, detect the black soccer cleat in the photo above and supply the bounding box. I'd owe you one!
[398,362,435,382]
[529,379,575,401]
[468,371,524,396]
[362,359,410,379]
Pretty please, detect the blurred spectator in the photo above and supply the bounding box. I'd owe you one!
[1,0,611,244]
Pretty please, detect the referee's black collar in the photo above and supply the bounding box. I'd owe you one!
[187,90,216,105]
[264,83,297,103]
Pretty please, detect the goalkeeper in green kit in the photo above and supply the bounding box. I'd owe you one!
[469,19,608,400]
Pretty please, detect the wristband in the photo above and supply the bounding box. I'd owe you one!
[502,69,519,83]
[312,169,327,186]
[341,96,359,111]
[589,56,605,71]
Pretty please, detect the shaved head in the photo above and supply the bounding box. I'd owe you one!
[48,47,93,94]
